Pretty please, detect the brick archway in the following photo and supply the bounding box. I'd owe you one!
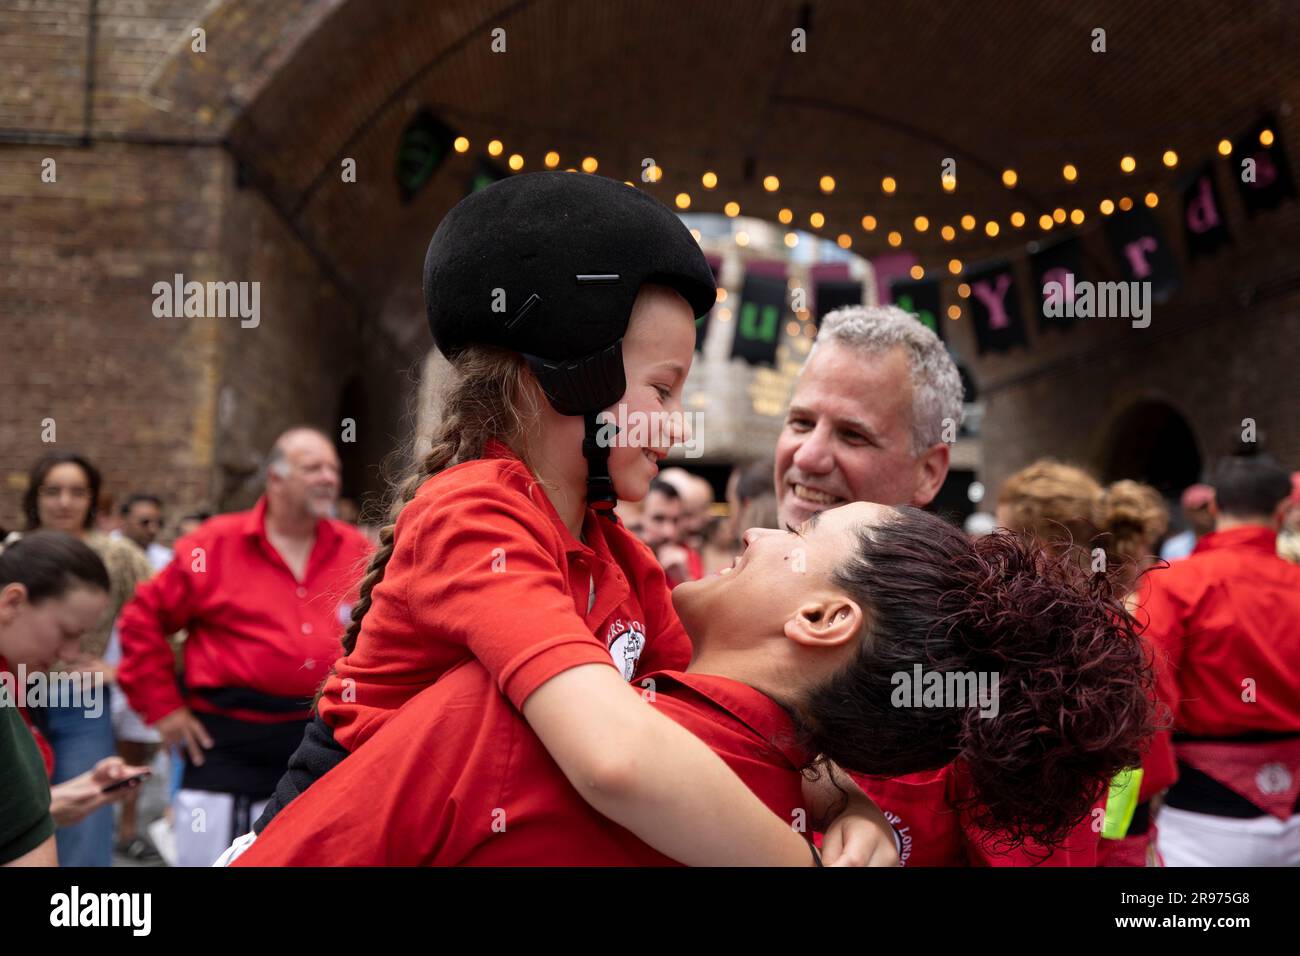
[1098,400,1202,498]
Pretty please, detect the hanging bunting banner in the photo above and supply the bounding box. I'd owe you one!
[1103,205,1180,303]
[730,265,788,367]
[466,157,506,195]
[966,260,1027,355]
[1029,236,1086,334]
[1181,161,1232,259]
[888,276,943,342]
[812,260,863,329]
[695,255,723,351]
[870,253,919,305]
[1233,114,1296,216]
[395,111,455,203]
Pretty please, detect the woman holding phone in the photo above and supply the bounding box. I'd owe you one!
[0,532,149,866]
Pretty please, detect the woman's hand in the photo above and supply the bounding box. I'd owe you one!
[801,758,900,867]
[822,795,900,867]
[49,757,149,827]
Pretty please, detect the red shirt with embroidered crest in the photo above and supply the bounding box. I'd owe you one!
[236,666,808,866]
[117,497,373,725]
[316,441,691,752]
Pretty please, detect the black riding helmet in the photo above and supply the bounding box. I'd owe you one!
[423,171,716,512]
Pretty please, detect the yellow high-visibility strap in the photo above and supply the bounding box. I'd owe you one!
[1101,766,1144,840]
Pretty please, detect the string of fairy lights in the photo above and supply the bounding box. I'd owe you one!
[448,125,1280,323]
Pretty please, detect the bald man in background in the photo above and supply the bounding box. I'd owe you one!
[118,427,372,866]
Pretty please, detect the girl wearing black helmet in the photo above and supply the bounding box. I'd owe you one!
[242,171,894,866]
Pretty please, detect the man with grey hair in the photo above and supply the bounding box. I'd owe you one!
[118,427,371,866]
[775,304,963,530]
[771,306,1103,865]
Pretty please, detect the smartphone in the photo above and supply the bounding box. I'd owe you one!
[101,770,152,794]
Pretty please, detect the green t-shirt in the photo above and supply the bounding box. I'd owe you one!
[0,694,55,864]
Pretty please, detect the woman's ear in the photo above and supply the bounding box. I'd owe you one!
[0,582,27,625]
[783,596,863,650]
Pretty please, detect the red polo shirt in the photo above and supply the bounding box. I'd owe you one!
[1139,526,1300,737]
[1127,574,1179,803]
[317,441,691,753]
[235,665,809,866]
[117,497,373,725]
[860,764,1102,866]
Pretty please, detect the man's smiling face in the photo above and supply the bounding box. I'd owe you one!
[774,341,928,528]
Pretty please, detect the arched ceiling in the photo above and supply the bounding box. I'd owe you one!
[148,0,1299,357]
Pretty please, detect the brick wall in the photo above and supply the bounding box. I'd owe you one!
[0,0,405,533]
[0,140,230,531]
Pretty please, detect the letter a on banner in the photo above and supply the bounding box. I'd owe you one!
[1029,237,1085,334]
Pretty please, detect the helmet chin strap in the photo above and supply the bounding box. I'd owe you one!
[582,410,618,517]
[523,342,625,521]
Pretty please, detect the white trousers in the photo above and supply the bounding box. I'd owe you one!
[1158,805,1300,866]
[174,789,270,868]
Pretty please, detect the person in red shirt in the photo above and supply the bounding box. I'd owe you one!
[234,502,1153,866]
[1139,453,1300,865]
[116,427,372,867]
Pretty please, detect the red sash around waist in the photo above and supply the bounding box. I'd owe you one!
[1174,738,1300,821]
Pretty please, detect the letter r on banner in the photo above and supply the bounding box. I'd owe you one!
[1124,236,1159,279]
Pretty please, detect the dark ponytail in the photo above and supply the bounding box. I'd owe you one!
[0,530,110,600]
[795,507,1154,850]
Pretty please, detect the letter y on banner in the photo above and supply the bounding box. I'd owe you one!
[966,260,1027,355]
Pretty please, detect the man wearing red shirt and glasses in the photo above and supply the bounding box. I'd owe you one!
[1140,453,1300,866]
[117,427,371,867]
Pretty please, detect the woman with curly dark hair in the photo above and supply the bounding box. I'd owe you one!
[234,502,1152,866]
[995,460,1175,866]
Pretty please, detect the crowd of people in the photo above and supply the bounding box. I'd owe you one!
[4,170,1299,868]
